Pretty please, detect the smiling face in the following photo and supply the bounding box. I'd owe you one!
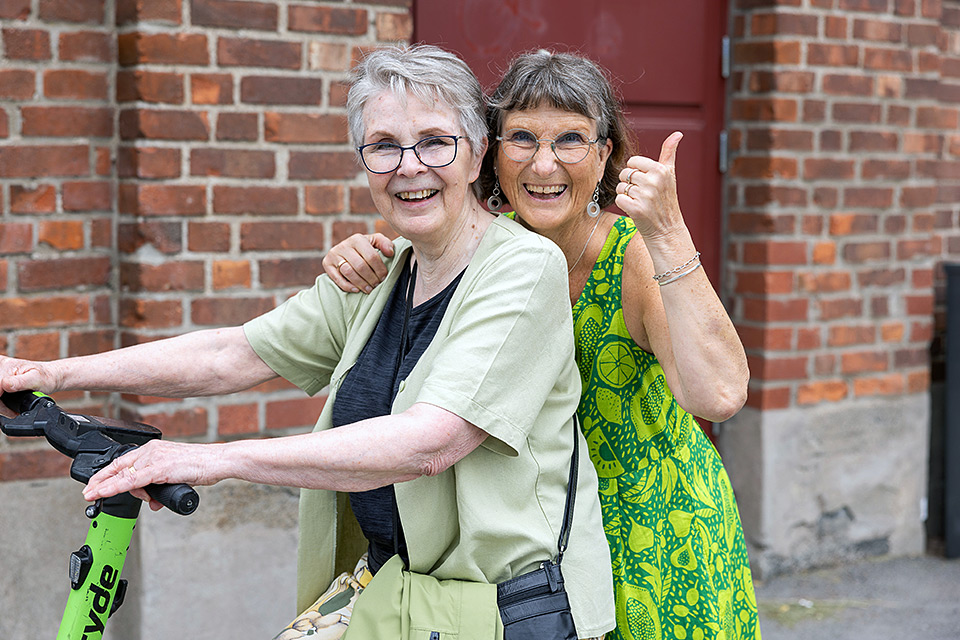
[495,104,612,235]
[361,89,485,243]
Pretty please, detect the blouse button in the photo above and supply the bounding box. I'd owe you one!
[398,380,406,392]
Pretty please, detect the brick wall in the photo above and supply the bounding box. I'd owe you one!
[727,0,959,412]
[0,0,413,483]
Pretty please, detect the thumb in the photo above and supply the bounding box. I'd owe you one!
[659,131,683,168]
[369,233,396,257]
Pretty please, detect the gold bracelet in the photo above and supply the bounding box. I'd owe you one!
[652,252,701,283]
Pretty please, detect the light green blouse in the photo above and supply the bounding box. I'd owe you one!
[244,215,615,638]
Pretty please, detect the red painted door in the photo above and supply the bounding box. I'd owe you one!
[413,0,728,281]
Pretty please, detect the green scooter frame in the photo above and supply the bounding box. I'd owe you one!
[0,391,199,640]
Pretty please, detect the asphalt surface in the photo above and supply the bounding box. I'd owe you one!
[754,554,960,640]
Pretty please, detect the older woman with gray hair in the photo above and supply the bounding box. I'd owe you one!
[325,49,760,640]
[0,45,614,639]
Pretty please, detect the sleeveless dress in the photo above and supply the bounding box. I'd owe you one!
[573,216,760,640]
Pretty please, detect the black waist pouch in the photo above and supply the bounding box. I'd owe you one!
[497,561,577,640]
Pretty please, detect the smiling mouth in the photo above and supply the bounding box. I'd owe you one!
[396,189,439,202]
[525,184,566,199]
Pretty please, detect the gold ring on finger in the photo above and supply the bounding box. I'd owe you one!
[627,168,640,183]
[625,183,636,198]
[128,465,137,474]
[336,259,348,271]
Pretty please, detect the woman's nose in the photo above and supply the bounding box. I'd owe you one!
[396,148,427,177]
[530,143,559,175]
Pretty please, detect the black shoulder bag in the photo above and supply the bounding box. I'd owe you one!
[496,419,580,640]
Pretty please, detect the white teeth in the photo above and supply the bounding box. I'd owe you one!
[397,189,438,201]
[526,184,566,195]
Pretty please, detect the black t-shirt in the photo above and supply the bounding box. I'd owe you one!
[331,256,464,574]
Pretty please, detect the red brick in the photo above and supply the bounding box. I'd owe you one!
[188,222,231,252]
[0,70,35,99]
[10,184,56,213]
[734,40,801,65]
[38,220,85,250]
[0,296,90,329]
[213,260,252,289]
[728,212,797,234]
[731,156,798,179]
[743,241,807,265]
[802,100,827,123]
[828,325,876,346]
[797,380,849,405]
[67,330,114,357]
[745,128,813,151]
[854,374,905,397]
[0,449,71,482]
[120,184,206,215]
[63,181,112,211]
[116,70,184,104]
[0,0,30,19]
[90,217,111,248]
[213,186,298,215]
[216,113,258,141]
[308,42,350,71]
[798,271,852,293]
[849,130,899,152]
[119,298,183,329]
[264,112,349,143]
[290,152,361,180]
[190,148,275,178]
[118,147,181,179]
[15,332,60,360]
[120,109,210,141]
[807,43,859,66]
[43,69,109,101]
[843,187,893,208]
[241,76,324,105]
[191,297,275,325]
[744,385,791,411]
[841,351,888,374]
[897,239,935,260]
[217,37,301,69]
[288,5,367,34]
[730,98,798,121]
[734,271,794,295]
[858,267,906,287]
[737,326,793,350]
[905,294,933,316]
[750,355,808,381]
[21,106,113,138]
[258,258,323,288]
[2,28,51,60]
[218,402,259,436]
[829,213,878,235]
[118,222,182,254]
[131,408,207,438]
[240,222,325,251]
[0,261,5,292]
[266,396,326,430]
[822,73,874,96]
[59,31,113,62]
[747,70,815,93]
[192,0,277,29]
[120,262,205,292]
[797,327,822,350]
[743,298,809,323]
[839,0,888,12]
[910,320,932,342]
[0,223,33,253]
[39,0,105,23]
[95,147,111,176]
[901,186,937,208]
[18,256,111,291]
[116,0,182,24]
[305,185,346,215]
[376,12,413,40]
[333,221,369,244]
[804,158,855,180]
[904,132,943,154]
[118,32,208,66]
[864,47,913,71]
[819,298,863,320]
[881,322,906,342]
[852,18,902,41]
[191,73,233,105]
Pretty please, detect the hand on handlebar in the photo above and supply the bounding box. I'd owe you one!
[0,355,60,396]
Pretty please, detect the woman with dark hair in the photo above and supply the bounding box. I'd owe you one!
[325,50,761,640]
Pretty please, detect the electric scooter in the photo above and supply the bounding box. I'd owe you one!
[0,390,199,640]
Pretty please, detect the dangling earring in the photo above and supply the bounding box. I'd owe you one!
[486,181,503,211]
[587,185,601,217]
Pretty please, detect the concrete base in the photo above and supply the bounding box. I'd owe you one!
[717,394,929,578]
[0,478,299,639]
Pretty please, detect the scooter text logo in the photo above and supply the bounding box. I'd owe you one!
[82,564,117,638]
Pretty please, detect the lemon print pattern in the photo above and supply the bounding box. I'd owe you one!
[571,216,760,640]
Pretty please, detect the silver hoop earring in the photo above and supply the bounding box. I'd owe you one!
[486,181,503,211]
[586,185,601,218]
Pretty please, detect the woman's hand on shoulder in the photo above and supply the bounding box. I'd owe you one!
[322,233,394,294]
[614,131,688,244]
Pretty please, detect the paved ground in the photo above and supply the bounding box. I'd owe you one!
[754,554,960,640]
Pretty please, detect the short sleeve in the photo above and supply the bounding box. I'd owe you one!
[243,275,353,396]
[412,234,579,455]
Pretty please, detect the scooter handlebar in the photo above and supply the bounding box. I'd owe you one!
[145,483,200,516]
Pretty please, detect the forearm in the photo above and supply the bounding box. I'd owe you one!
[54,327,276,397]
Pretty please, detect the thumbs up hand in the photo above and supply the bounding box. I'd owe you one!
[614,131,686,242]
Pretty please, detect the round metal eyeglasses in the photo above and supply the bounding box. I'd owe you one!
[496,129,604,164]
[357,135,464,174]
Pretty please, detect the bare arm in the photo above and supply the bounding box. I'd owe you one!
[83,403,489,503]
[615,133,748,422]
[0,327,277,398]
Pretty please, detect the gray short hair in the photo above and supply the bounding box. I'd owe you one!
[482,50,634,208]
[347,44,487,162]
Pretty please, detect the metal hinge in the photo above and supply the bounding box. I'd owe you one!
[721,36,731,79]
[719,130,728,174]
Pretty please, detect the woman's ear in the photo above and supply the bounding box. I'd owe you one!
[597,138,613,181]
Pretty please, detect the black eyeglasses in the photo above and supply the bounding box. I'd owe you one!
[357,135,464,174]
[496,129,603,164]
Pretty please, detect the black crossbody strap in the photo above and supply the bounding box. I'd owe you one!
[555,415,579,564]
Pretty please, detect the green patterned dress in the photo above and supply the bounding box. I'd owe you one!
[573,216,760,640]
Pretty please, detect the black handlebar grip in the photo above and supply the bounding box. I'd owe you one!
[1,390,52,414]
[145,483,200,515]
